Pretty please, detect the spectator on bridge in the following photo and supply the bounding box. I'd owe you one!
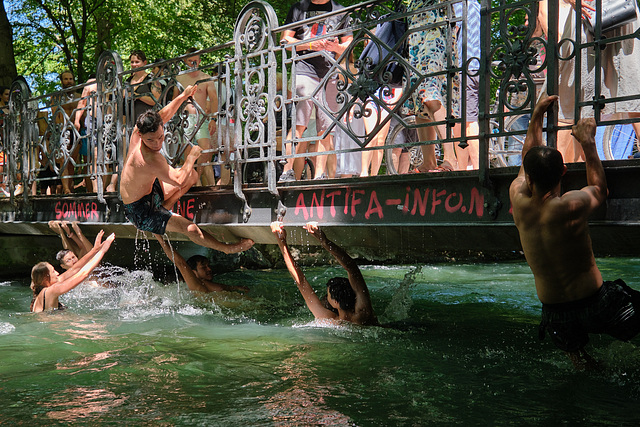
[452,0,481,170]
[177,48,218,187]
[155,235,250,294]
[73,74,100,192]
[278,0,353,182]
[0,85,8,113]
[125,50,161,126]
[271,221,378,325]
[51,70,81,194]
[120,84,253,254]
[536,0,640,162]
[361,87,403,177]
[30,230,115,312]
[405,0,460,172]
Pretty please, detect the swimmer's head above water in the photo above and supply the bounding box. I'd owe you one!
[326,277,356,312]
[523,146,566,194]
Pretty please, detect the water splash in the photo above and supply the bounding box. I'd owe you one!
[380,265,423,323]
[0,322,15,334]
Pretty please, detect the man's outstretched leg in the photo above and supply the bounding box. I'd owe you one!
[165,214,254,254]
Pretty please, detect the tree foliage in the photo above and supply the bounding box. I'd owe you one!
[6,0,299,96]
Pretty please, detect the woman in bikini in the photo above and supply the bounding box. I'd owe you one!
[30,230,115,312]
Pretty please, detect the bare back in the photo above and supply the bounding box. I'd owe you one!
[511,183,603,304]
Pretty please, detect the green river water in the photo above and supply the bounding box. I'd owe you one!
[1,258,640,425]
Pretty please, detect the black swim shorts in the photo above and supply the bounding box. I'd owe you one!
[123,178,173,235]
[539,279,640,352]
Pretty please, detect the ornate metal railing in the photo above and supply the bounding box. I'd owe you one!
[1,0,638,220]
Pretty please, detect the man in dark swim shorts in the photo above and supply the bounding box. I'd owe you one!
[123,178,172,234]
[119,84,253,254]
[510,96,640,369]
[540,279,640,353]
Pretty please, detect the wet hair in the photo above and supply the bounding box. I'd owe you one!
[523,146,565,193]
[326,277,356,312]
[129,50,147,62]
[30,262,50,311]
[186,255,208,271]
[56,249,72,265]
[136,109,163,134]
[320,294,339,314]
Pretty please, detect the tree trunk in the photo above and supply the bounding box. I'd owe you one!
[0,1,17,87]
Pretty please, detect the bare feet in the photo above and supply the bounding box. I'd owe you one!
[438,160,455,172]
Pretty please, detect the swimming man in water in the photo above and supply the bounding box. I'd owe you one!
[271,221,378,326]
[509,95,640,369]
[155,234,249,293]
[119,84,253,254]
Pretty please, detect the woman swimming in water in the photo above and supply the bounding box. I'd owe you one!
[30,230,115,312]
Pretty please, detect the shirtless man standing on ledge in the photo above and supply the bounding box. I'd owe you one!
[120,84,253,254]
[510,95,640,369]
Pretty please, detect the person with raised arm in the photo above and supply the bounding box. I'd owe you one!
[119,84,253,254]
[509,95,640,369]
[30,230,115,312]
[271,221,378,325]
[155,235,249,294]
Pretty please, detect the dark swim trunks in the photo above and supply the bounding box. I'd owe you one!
[539,279,640,352]
[123,178,173,234]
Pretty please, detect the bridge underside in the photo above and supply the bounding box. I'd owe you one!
[1,160,639,276]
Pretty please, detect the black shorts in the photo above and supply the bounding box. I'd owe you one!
[37,167,61,192]
[540,279,640,352]
[123,178,173,235]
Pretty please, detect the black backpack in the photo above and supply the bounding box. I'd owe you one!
[358,15,407,87]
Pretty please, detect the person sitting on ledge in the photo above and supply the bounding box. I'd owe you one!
[155,235,249,294]
[30,230,115,312]
[270,221,378,326]
[119,84,253,254]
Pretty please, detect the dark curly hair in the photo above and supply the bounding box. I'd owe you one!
[136,109,163,134]
[326,277,356,312]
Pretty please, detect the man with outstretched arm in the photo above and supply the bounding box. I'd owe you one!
[155,235,249,294]
[271,221,378,325]
[509,95,640,369]
[120,84,253,254]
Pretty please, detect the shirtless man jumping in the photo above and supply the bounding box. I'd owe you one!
[510,95,640,369]
[176,48,218,186]
[120,84,253,254]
